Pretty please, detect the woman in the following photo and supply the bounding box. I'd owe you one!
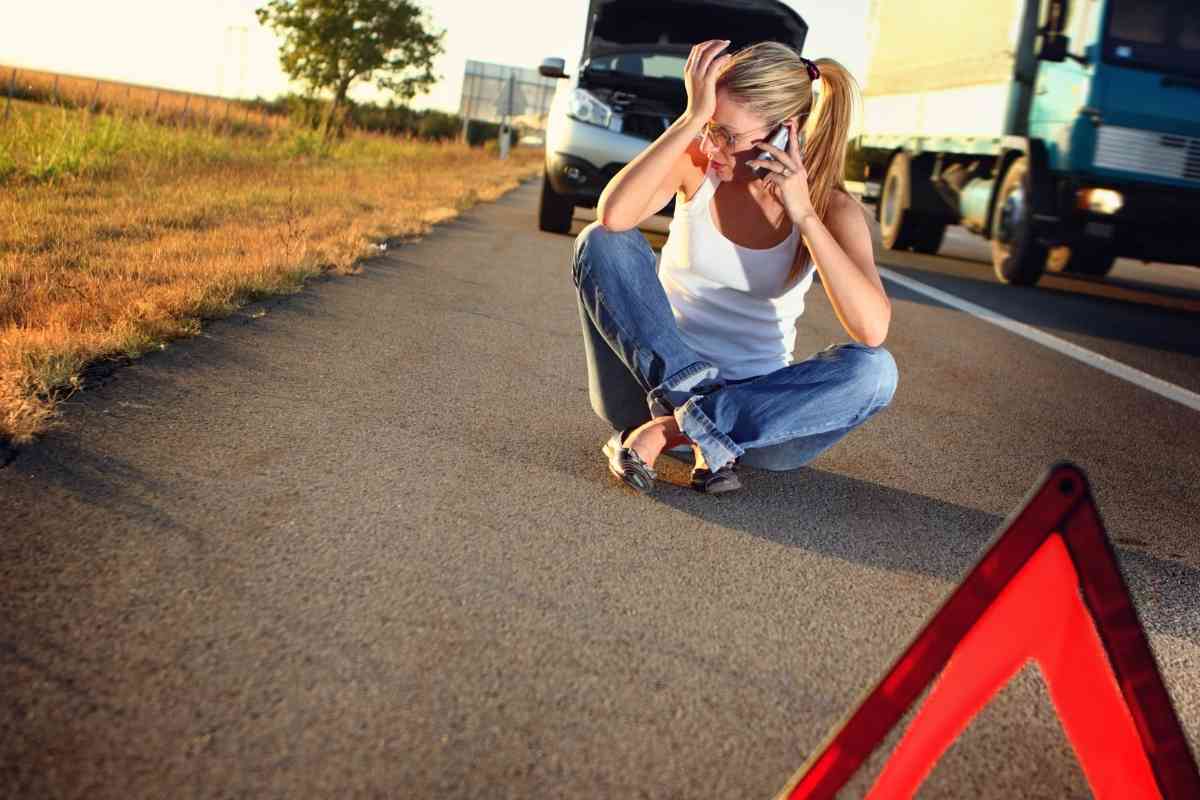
[572,39,898,494]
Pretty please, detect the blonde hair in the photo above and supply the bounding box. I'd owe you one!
[716,42,862,286]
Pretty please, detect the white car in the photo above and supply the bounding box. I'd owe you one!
[536,0,810,233]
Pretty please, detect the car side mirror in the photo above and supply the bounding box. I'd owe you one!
[1038,34,1068,63]
[539,57,568,79]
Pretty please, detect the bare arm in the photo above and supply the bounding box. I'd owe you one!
[596,113,705,231]
[597,39,731,231]
[798,194,892,347]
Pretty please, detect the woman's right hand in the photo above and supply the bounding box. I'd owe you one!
[683,40,733,123]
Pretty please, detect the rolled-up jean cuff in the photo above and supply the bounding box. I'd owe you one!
[646,361,721,418]
[674,395,743,472]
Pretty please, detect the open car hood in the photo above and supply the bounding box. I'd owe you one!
[581,0,808,62]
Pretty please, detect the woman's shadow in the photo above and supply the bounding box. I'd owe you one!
[562,420,1198,644]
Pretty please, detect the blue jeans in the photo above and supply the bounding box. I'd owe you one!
[572,220,898,473]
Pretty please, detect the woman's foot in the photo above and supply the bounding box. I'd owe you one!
[621,415,684,470]
[603,419,677,494]
[682,439,741,492]
[690,460,742,493]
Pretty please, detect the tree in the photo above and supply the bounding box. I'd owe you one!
[255,0,446,142]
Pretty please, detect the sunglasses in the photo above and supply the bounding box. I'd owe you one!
[697,114,808,151]
[697,120,776,150]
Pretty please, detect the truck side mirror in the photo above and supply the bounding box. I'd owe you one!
[539,57,568,79]
[1038,34,1068,63]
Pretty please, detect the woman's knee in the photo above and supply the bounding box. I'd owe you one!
[854,344,899,410]
[572,220,648,286]
[831,343,898,410]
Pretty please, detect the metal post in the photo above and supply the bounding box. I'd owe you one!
[460,72,473,144]
[152,91,161,118]
[90,79,100,112]
[3,68,13,122]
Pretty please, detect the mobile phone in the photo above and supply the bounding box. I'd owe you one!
[750,124,791,179]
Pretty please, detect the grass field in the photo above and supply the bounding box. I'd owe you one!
[0,98,542,445]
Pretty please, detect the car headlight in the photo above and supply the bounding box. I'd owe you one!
[567,88,612,129]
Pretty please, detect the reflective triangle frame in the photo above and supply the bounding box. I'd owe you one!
[775,460,1200,799]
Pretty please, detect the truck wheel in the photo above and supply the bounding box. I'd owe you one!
[878,151,947,254]
[910,217,947,255]
[538,167,574,234]
[1055,239,1117,277]
[878,152,917,250]
[990,157,1048,286]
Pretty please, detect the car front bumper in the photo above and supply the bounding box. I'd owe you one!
[544,114,667,208]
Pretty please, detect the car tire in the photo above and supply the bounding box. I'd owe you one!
[990,157,1048,286]
[538,167,574,234]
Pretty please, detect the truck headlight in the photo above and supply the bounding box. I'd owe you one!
[567,89,613,129]
[1075,188,1123,215]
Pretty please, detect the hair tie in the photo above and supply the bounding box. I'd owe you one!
[801,57,820,82]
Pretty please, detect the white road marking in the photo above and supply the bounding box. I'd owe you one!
[877,265,1200,414]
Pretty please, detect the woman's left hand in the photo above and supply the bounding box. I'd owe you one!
[748,118,815,225]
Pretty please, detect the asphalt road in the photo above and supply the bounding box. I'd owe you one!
[3,176,1198,798]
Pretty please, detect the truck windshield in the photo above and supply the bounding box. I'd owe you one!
[1104,0,1200,78]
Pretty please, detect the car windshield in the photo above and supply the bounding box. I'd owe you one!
[585,52,687,80]
[1103,0,1200,78]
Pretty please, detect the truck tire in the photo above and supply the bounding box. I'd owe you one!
[1056,239,1117,277]
[539,167,574,234]
[910,217,947,255]
[990,156,1048,286]
[878,151,947,254]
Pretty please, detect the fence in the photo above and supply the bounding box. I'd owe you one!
[0,64,288,132]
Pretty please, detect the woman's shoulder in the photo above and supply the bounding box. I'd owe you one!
[824,187,872,228]
[829,186,859,212]
[677,139,714,203]
[824,187,881,259]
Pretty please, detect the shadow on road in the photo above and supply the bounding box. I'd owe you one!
[651,454,1197,643]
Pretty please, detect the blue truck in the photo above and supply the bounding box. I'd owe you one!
[857,0,1200,285]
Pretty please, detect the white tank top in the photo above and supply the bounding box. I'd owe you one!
[658,162,817,381]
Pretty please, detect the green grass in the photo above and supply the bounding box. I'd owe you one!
[0,99,415,184]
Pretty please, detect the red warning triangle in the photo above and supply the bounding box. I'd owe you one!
[775,461,1200,799]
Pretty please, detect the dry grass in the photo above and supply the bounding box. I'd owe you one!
[0,99,542,444]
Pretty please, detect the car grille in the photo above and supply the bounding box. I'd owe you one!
[620,112,672,141]
[1094,126,1200,185]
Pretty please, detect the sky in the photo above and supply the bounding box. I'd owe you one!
[0,1,872,114]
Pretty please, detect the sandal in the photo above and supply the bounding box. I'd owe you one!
[601,429,658,494]
[690,461,742,494]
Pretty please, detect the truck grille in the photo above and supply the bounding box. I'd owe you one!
[1094,126,1200,185]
